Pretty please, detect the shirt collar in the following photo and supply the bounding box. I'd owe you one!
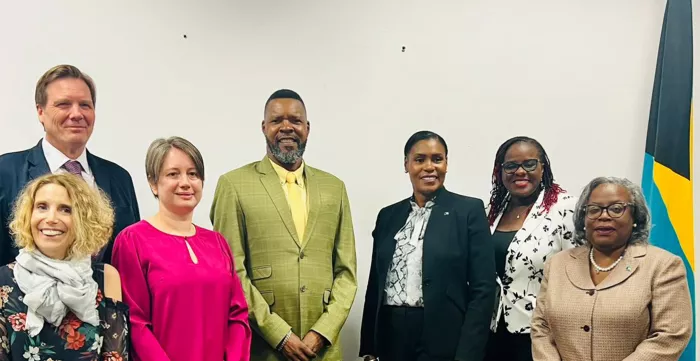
[410,198,435,211]
[268,156,305,187]
[409,189,441,209]
[42,138,91,175]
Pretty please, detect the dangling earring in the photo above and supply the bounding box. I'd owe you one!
[583,226,586,230]
[633,223,637,228]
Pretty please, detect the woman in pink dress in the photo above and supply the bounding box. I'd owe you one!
[112,136,251,361]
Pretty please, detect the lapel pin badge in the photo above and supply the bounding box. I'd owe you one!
[626,265,632,272]
[444,211,449,216]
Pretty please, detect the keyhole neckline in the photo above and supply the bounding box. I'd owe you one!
[143,219,198,238]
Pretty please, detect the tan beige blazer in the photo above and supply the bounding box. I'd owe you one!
[531,243,692,361]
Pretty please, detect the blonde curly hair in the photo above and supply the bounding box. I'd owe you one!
[9,174,115,259]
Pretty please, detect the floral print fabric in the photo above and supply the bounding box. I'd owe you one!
[0,263,129,361]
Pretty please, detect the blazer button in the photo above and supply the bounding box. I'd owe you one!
[582,325,590,332]
[587,290,595,296]
[300,251,305,259]
[300,285,307,293]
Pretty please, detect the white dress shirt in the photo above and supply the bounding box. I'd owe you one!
[41,138,96,188]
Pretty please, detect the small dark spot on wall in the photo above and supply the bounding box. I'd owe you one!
[401,46,406,52]
[183,34,188,39]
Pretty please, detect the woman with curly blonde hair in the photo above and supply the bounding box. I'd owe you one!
[0,173,130,361]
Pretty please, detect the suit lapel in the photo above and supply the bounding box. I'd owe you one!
[565,247,595,290]
[505,192,547,268]
[596,244,645,290]
[376,200,411,296]
[301,167,320,249]
[257,157,302,248]
[27,141,50,181]
[489,211,503,234]
[421,201,450,281]
[565,244,646,291]
[378,188,450,289]
[87,151,111,192]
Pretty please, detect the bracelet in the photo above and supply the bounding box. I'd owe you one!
[277,330,292,352]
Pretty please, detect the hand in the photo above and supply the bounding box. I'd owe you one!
[282,333,316,361]
[301,330,327,354]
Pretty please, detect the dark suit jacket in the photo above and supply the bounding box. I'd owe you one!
[359,187,496,361]
[0,140,140,265]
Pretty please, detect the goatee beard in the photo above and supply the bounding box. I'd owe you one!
[267,139,306,165]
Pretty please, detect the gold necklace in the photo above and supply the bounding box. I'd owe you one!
[513,204,534,219]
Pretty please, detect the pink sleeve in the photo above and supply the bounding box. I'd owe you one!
[112,229,172,361]
[219,233,252,361]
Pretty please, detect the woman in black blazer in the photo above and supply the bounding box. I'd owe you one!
[359,130,497,361]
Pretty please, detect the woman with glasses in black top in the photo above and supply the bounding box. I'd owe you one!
[484,136,581,361]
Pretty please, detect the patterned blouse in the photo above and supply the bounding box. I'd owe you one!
[384,199,435,307]
[0,262,129,361]
[490,192,580,334]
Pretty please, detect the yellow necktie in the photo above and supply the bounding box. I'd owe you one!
[285,172,305,241]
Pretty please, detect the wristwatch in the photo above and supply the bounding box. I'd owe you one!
[276,330,292,352]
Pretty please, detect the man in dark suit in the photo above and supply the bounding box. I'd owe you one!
[0,64,140,266]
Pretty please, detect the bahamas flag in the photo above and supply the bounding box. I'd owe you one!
[641,0,694,360]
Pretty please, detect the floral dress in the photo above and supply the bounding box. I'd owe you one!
[0,262,129,361]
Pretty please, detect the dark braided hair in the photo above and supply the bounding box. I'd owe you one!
[487,136,564,225]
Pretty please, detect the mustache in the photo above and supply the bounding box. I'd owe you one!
[276,136,300,143]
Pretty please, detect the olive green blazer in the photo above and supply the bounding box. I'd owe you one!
[210,156,357,361]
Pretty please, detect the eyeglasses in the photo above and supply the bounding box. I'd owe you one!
[583,202,633,219]
[501,159,540,174]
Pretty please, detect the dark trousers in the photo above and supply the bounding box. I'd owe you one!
[377,306,450,361]
[484,316,533,361]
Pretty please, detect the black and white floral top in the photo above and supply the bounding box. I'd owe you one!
[0,262,130,361]
[489,191,581,334]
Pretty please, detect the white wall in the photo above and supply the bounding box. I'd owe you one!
[1,1,695,359]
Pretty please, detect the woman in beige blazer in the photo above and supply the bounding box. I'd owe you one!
[531,176,692,361]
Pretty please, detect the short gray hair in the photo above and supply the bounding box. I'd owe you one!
[573,176,651,245]
[145,137,204,197]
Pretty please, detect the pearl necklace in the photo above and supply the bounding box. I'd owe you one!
[589,248,625,274]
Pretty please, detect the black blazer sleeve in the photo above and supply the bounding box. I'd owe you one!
[0,160,21,267]
[455,198,496,361]
[127,173,140,221]
[358,207,386,357]
[98,166,140,264]
[0,185,14,266]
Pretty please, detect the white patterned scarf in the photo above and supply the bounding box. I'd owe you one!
[13,249,99,336]
[384,199,434,307]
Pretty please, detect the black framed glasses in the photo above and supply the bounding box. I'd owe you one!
[501,159,540,174]
[583,202,633,219]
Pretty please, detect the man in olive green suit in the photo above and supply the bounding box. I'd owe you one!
[210,89,357,361]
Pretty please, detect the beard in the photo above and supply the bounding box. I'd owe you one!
[267,138,307,165]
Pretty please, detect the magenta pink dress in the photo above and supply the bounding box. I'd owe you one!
[112,220,251,361]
